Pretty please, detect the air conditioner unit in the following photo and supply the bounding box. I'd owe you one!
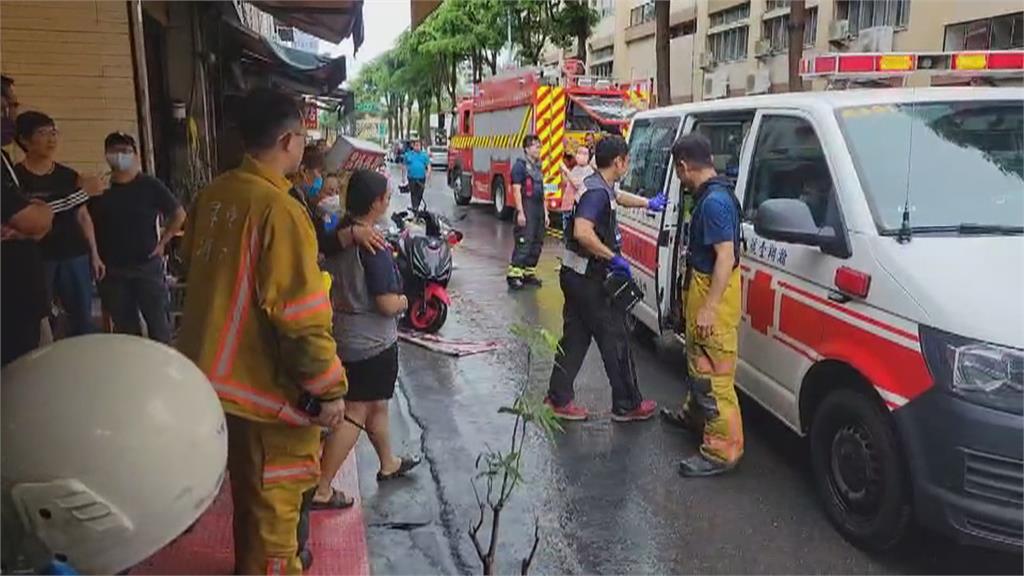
[829,19,852,44]
[746,68,771,94]
[754,39,772,59]
[698,51,716,71]
[704,71,728,100]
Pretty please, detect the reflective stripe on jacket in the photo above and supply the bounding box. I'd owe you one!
[178,156,347,425]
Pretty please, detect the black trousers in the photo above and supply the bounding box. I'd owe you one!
[409,178,425,210]
[1,311,41,367]
[547,268,644,414]
[508,200,545,277]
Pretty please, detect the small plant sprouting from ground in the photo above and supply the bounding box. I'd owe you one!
[469,324,563,575]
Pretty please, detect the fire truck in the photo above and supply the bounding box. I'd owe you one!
[447,60,648,219]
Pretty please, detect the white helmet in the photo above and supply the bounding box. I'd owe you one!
[1,335,227,575]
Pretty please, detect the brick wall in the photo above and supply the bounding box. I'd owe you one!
[1,0,139,175]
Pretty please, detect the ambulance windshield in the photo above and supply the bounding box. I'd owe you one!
[839,100,1023,233]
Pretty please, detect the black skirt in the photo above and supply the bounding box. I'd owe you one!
[343,343,399,402]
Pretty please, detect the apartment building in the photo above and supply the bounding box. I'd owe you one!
[586,0,1023,103]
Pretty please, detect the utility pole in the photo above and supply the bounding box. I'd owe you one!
[788,0,807,92]
[655,0,671,105]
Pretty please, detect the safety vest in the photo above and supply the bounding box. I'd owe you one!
[563,171,621,277]
[178,156,346,426]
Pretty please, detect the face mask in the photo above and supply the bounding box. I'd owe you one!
[318,194,341,215]
[306,175,323,199]
[106,152,135,171]
[1,116,14,147]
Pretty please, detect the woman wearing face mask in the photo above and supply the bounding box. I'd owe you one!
[88,132,186,344]
[316,174,343,233]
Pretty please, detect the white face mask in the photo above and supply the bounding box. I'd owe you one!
[105,152,135,172]
[318,194,341,215]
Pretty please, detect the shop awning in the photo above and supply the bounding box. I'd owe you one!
[221,5,349,98]
[251,0,364,51]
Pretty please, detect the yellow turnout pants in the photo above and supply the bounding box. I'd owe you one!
[227,415,321,575]
[683,267,744,465]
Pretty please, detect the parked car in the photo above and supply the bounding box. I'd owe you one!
[428,145,448,170]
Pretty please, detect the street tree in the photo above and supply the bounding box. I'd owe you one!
[788,0,807,92]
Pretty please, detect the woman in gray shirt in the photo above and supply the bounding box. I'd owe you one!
[313,169,420,510]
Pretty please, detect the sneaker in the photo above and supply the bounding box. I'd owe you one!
[544,398,589,421]
[507,277,525,290]
[611,399,657,422]
[523,275,543,287]
[678,454,735,478]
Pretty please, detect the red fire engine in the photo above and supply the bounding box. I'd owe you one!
[446,60,648,219]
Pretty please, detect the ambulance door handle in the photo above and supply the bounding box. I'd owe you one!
[827,290,852,304]
[658,230,670,246]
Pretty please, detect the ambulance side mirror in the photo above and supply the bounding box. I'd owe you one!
[754,198,850,258]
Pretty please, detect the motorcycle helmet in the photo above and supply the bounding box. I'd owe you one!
[1,335,227,575]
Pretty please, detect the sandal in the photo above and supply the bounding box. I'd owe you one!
[310,488,354,510]
[377,455,422,482]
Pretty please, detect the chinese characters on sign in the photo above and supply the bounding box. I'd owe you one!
[745,236,788,266]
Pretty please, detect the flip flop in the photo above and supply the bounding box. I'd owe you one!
[377,455,422,482]
[310,489,354,511]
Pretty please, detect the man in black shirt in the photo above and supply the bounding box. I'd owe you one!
[2,75,52,365]
[15,111,103,337]
[90,132,186,344]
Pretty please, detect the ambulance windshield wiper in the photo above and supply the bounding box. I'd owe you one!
[909,223,1024,235]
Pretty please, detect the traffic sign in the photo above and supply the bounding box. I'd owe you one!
[356,101,379,114]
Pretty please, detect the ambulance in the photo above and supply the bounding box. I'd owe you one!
[619,50,1023,552]
[447,61,646,219]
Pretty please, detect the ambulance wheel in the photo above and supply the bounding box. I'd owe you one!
[810,388,911,552]
[452,170,471,206]
[492,177,512,220]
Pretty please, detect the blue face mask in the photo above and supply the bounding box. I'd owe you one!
[306,175,323,199]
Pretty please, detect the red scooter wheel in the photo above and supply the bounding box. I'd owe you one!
[408,296,448,333]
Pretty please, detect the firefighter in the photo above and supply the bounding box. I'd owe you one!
[507,135,547,290]
[177,88,346,575]
[545,136,667,421]
[667,132,744,477]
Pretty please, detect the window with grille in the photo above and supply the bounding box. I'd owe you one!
[836,0,910,35]
[590,62,614,77]
[944,12,1024,51]
[708,3,751,63]
[629,1,656,27]
[762,7,819,52]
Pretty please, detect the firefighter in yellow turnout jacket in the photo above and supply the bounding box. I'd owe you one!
[670,133,744,477]
[178,89,346,575]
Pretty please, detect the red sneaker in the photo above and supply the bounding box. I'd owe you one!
[612,399,658,422]
[544,399,589,421]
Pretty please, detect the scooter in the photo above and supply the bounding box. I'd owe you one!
[388,209,463,333]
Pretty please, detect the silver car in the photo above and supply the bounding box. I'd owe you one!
[429,145,448,170]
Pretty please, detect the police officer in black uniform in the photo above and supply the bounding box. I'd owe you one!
[506,135,547,289]
[544,135,667,422]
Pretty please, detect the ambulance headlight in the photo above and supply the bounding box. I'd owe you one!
[920,326,1024,414]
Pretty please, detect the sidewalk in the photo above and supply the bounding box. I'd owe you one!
[133,453,368,576]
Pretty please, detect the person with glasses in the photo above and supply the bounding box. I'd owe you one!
[14,111,103,337]
[177,88,347,575]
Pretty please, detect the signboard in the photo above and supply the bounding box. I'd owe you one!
[304,104,319,129]
[356,101,379,114]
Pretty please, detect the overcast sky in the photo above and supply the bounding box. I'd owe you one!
[323,0,411,83]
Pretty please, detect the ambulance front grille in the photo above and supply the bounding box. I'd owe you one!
[963,449,1024,506]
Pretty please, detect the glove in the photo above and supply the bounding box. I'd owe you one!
[647,192,668,212]
[609,254,632,280]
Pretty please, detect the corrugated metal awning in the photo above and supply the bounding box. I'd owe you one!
[251,0,364,51]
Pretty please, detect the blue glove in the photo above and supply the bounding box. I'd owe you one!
[647,192,668,212]
[609,254,632,279]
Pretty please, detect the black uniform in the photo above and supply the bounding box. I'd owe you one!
[1,150,47,365]
[507,157,546,283]
[546,172,645,415]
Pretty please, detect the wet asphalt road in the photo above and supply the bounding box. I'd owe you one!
[352,169,1021,575]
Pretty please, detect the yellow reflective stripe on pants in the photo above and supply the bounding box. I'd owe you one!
[683,267,744,465]
[507,265,525,278]
[227,415,320,576]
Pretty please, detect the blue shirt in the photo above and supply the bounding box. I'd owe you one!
[688,176,740,274]
[405,149,430,180]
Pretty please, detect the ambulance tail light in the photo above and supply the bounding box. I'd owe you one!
[834,266,871,298]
